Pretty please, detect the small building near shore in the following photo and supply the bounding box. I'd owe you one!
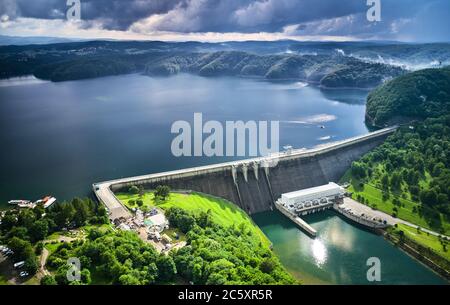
[144,213,169,232]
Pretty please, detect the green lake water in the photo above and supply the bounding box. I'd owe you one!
[253,210,447,285]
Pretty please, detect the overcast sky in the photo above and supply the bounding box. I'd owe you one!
[0,0,449,42]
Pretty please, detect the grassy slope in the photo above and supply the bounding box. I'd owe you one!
[341,170,450,235]
[391,224,450,261]
[0,275,8,285]
[116,192,270,247]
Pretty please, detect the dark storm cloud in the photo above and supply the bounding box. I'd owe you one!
[1,0,184,30]
[0,0,367,32]
[1,0,449,41]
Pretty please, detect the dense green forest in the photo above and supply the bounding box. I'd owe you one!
[366,66,450,126]
[144,51,404,88]
[0,198,108,277]
[1,197,295,285]
[42,207,295,285]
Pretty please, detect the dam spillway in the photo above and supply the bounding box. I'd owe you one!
[93,127,396,219]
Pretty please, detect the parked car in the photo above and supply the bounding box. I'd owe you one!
[19,271,29,277]
[14,261,25,269]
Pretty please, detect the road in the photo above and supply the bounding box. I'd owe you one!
[94,183,132,221]
[342,197,449,238]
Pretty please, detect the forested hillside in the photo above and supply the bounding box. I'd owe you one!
[366,66,450,126]
[0,41,404,88]
[347,67,450,237]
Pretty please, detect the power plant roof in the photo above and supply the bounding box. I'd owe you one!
[281,182,342,199]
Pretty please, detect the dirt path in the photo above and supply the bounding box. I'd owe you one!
[39,248,50,277]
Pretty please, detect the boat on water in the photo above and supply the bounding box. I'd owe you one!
[8,200,30,205]
[8,196,56,209]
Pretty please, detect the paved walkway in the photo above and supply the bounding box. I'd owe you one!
[342,197,449,238]
[94,183,132,221]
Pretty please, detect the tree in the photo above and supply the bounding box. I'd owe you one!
[437,193,449,205]
[381,174,389,191]
[118,273,141,285]
[54,202,76,228]
[420,189,438,206]
[144,263,158,284]
[72,198,91,226]
[0,212,18,232]
[35,242,44,255]
[55,265,71,285]
[156,255,177,282]
[206,272,227,285]
[8,237,34,261]
[29,220,49,242]
[128,185,140,194]
[40,275,57,285]
[81,269,92,285]
[154,185,170,201]
[6,226,29,241]
[260,258,277,274]
[432,162,445,177]
[18,209,36,228]
[24,255,38,274]
[390,172,402,191]
[351,162,367,179]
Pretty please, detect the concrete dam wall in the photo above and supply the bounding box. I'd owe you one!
[97,127,396,216]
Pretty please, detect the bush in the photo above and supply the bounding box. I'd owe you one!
[154,185,170,201]
[24,255,38,274]
[41,275,57,285]
[128,186,140,194]
[35,242,44,255]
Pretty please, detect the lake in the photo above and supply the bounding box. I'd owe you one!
[0,73,446,284]
[253,210,447,284]
[0,73,369,207]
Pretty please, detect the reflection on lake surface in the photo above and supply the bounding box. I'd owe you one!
[253,210,447,284]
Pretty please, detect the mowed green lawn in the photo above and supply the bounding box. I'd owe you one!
[393,224,450,261]
[116,192,270,246]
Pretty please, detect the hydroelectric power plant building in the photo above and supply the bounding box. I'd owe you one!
[279,182,344,207]
[274,183,345,237]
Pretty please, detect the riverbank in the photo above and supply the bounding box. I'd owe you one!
[383,227,450,282]
[336,197,449,281]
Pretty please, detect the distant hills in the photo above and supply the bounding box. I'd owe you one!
[0,35,80,46]
[366,66,450,126]
[1,40,449,89]
[144,51,404,88]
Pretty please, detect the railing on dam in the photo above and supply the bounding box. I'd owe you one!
[93,126,397,218]
[95,126,397,188]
